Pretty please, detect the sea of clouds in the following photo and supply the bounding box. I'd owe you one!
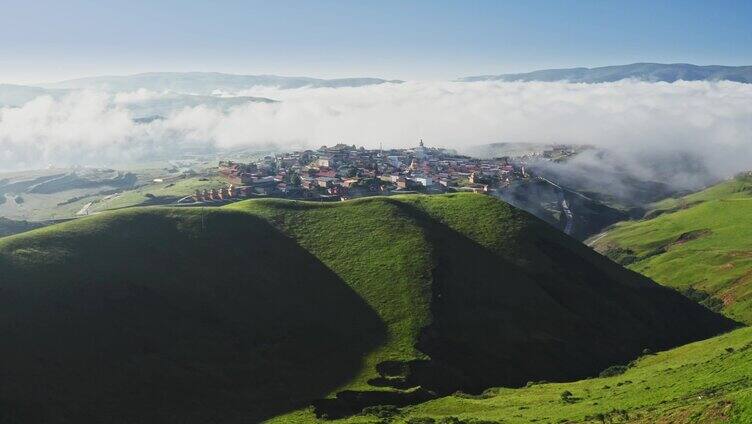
[1,80,751,189]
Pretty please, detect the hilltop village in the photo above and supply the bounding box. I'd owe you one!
[187,141,575,203]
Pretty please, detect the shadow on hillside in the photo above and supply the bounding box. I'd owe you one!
[0,210,386,423]
[386,201,738,392]
[310,198,738,418]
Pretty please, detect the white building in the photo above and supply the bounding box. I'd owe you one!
[413,176,433,187]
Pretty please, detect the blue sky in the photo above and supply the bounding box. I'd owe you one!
[1,0,751,83]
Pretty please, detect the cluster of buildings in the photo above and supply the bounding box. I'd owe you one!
[186,141,569,203]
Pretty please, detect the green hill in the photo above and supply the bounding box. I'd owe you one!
[0,217,46,237]
[276,326,752,423]
[0,194,735,423]
[591,173,752,324]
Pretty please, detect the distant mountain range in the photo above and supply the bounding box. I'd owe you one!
[39,72,403,94]
[2,64,749,107]
[460,63,752,83]
[0,83,276,119]
[2,65,749,114]
[0,84,69,107]
[0,73,401,111]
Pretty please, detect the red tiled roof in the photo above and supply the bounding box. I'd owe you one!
[316,170,337,178]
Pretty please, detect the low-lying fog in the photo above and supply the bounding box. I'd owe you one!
[1,80,751,192]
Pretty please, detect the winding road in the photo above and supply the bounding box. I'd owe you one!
[560,196,574,235]
[537,176,575,236]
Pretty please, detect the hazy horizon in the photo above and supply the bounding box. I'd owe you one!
[2,0,751,84]
[1,62,749,88]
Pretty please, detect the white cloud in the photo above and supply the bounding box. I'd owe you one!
[0,80,751,189]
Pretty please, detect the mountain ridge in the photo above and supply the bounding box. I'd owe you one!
[0,83,276,117]
[460,62,752,83]
[38,72,403,94]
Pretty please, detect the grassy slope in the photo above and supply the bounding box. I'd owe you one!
[0,196,450,423]
[227,197,434,391]
[0,193,736,423]
[276,326,752,423]
[0,172,226,221]
[90,175,229,212]
[0,207,387,423]
[424,327,747,423]
[233,195,733,393]
[591,173,752,324]
[0,217,47,237]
